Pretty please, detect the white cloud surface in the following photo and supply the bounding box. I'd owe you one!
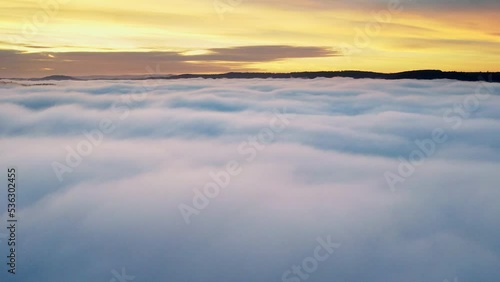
[0,78,499,281]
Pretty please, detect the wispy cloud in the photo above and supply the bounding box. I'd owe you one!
[0,46,339,78]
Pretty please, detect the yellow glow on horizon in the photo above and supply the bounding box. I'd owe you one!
[0,0,499,76]
[181,50,214,56]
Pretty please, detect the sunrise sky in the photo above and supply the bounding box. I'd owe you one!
[1,0,499,77]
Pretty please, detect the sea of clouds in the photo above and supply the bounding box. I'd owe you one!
[0,78,499,282]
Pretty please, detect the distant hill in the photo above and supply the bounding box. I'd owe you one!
[15,70,500,83]
[158,70,499,82]
[35,75,79,81]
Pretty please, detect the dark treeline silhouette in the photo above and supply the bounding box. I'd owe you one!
[38,75,80,81]
[161,70,499,82]
[29,70,500,82]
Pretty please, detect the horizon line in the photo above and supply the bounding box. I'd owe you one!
[2,69,500,80]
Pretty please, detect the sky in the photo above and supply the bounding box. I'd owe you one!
[0,78,499,281]
[0,0,499,77]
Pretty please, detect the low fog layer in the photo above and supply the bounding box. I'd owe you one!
[0,78,499,281]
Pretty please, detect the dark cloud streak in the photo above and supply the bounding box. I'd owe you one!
[0,45,338,78]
